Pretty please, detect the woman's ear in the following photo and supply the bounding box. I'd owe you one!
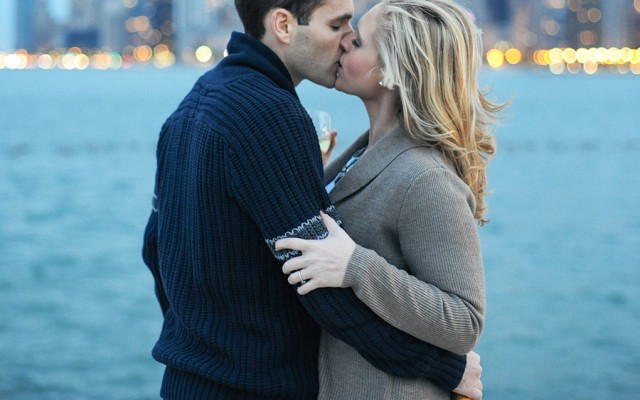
[267,8,297,44]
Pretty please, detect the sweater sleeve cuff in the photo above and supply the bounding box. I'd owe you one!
[423,351,466,391]
[342,245,375,289]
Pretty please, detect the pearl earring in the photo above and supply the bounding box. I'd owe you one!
[378,81,383,87]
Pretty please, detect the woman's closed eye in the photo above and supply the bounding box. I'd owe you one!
[352,37,362,47]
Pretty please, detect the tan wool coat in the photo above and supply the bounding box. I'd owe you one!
[318,127,486,400]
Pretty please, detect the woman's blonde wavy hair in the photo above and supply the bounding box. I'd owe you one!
[377,0,506,225]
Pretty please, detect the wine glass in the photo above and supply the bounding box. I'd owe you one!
[309,110,332,155]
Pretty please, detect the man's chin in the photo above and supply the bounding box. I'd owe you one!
[313,78,337,89]
[306,71,338,89]
[334,79,345,92]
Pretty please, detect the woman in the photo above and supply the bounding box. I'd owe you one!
[276,0,504,398]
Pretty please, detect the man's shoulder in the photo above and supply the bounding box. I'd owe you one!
[226,75,299,110]
[197,66,297,106]
[164,68,308,150]
[170,72,296,121]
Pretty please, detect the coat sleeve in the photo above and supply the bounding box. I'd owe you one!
[343,166,485,354]
[228,98,466,390]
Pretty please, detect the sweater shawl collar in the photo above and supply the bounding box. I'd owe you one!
[218,31,298,98]
[325,126,423,204]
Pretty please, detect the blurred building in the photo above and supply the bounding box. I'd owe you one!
[16,0,37,50]
[470,0,640,51]
[100,0,130,51]
[635,3,640,45]
[148,0,174,49]
[172,0,385,60]
[600,1,640,47]
[66,0,100,48]
[174,0,240,59]
[12,0,175,52]
[16,0,57,51]
[108,0,174,50]
[10,0,640,55]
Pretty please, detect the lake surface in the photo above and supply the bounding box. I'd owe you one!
[1,67,639,399]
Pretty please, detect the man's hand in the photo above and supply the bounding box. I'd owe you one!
[452,351,483,399]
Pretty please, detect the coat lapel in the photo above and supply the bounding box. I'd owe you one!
[324,131,370,184]
[327,126,422,204]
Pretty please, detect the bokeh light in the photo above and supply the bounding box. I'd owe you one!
[505,48,522,65]
[480,45,640,74]
[122,0,138,8]
[153,44,175,68]
[195,46,213,64]
[0,43,636,74]
[584,61,599,75]
[37,54,54,69]
[487,49,505,69]
[133,45,153,63]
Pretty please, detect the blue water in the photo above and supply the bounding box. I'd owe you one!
[1,68,639,399]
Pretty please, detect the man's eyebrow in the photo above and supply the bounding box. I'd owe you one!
[332,13,353,22]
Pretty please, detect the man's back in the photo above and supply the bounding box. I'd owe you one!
[144,32,330,399]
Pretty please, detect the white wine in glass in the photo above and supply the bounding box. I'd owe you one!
[309,110,332,155]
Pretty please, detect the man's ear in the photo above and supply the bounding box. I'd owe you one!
[267,8,297,44]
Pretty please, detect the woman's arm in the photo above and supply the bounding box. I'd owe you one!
[367,167,485,353]
[279,167,485,354]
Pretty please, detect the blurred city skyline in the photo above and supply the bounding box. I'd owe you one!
[1,0,639,73]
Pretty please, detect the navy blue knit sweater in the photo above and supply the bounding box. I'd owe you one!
[142,32,465,399]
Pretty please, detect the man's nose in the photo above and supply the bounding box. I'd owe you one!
[340,34,352,52]
[347,22,354,34]
[340,23,354,51]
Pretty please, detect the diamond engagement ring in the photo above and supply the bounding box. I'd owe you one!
[298,271,307,285]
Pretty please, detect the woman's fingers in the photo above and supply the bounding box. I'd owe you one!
[277,212,340,255]
[277,213,352,292]
[297,279,319,295]
[320,210,340,231]
[282,256,305,275]
[275,237,308,252]
[287,267,307,285]
[284,267,321,295]
[293,270,324,295]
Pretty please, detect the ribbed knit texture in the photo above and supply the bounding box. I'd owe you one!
[142,32,465,399]
[335,128,485,355]
[319,127,484,399]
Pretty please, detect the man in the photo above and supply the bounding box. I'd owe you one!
[142,0,477,398]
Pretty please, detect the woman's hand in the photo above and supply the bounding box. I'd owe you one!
[322,130,338,166]
[275,212,356,294]
[452,351,483,399]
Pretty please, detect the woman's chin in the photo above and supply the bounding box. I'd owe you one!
[334,80,351,95]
